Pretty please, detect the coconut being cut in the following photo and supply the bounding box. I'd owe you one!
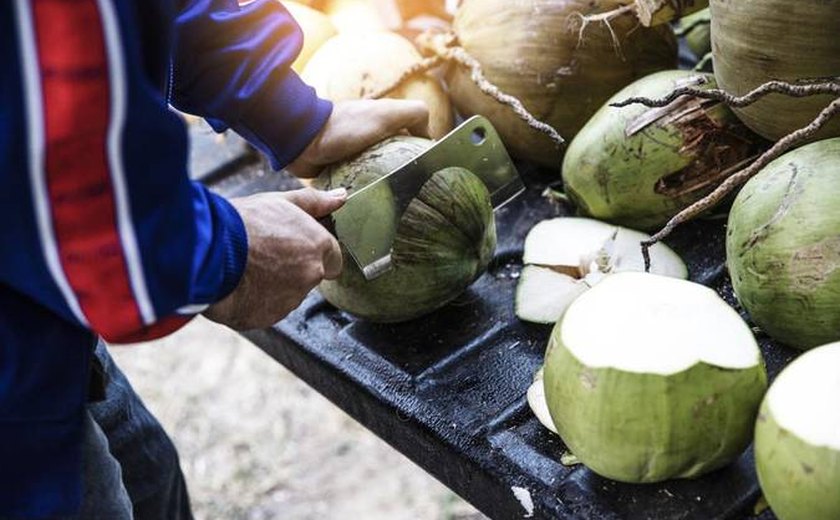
[755,342,840,520]
[315,136,496,323]
[542,272,767,483]
[515,218,686,324]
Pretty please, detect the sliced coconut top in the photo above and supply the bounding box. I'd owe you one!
[522,217,687,278]
[560,272,760,375]
[516,218,687,325]
[611,227,687,278]
[523,218,616,268]
[767,343,840,450]
[515,266,590,325]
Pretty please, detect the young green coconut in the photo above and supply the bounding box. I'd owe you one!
[755,342,840,520]
[562,70,763,230]
[314,137,496,323]
[543,272,767,483]
[675,8,710,59]
[710,0,840,142]
[515,217,686,324]
[727,138,840,350]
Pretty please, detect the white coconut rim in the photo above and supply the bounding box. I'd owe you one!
[560,272,760,375]
[766,342,840,451]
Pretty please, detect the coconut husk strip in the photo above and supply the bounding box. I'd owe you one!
[367,31,565,148]
[574,4,636,61]
[612,79,840,109]
[638,95,840,269]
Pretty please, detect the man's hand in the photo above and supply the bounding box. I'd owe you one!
[204,188,346,330]
[288,99,430,178]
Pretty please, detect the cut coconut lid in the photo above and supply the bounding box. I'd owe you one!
[522,218,687,278]
[515,266,590,325]
[767,343,840,450]
[560,272,760,375]
[516,218,687,325]
[523,218,616,268]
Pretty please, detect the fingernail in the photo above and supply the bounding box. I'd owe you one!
[327,188,347,198]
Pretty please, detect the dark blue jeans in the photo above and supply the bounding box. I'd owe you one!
[81,342,193,520]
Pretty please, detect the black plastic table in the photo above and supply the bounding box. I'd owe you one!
[191,122,797,520]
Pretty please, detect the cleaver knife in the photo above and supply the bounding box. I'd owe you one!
[325,115,524,281]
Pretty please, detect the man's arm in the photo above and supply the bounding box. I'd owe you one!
[171,0,431,176]
[2,0,338,343]
[171,0,333,171]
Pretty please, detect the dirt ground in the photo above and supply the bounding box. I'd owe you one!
[112,317,485,520]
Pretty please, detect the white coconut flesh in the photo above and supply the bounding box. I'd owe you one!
[766,344,840,451]
[516,218,687,324]
[561,272,760,375]
[526,368,558,434]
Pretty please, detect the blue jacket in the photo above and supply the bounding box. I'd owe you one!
[0,0,331,516]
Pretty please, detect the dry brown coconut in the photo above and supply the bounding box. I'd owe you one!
[435,0,678,168]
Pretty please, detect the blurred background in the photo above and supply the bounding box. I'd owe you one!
[114,318,485,519]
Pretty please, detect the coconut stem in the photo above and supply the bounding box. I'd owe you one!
[612,79,840,110]
[640,96,840,270]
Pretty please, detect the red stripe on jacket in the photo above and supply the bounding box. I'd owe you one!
[30,0,187,342]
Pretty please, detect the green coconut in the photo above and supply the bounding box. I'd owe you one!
[676,7,711,58]
[543,272,767,483]
[562,70,762,230]
[727,138,840,350]
[710,0,840,141]
[443,0,677,169]
[314,137,496,322]
[755,342,840,520]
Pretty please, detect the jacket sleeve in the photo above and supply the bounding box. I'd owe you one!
[2,0,248,344]
[172,0,333,170]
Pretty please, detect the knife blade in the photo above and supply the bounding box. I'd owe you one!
[328,116,524,280]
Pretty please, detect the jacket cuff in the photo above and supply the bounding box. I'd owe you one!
[231,71,333,171]
[208,192,249,300]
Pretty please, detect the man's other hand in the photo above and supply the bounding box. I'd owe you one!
[204,188,346,330]
[288,99,430,179]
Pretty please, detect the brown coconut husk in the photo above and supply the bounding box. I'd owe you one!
[612,79,840,267]
[371,0,678,169]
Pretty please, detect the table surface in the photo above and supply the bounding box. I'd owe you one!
[192,122,797,520]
